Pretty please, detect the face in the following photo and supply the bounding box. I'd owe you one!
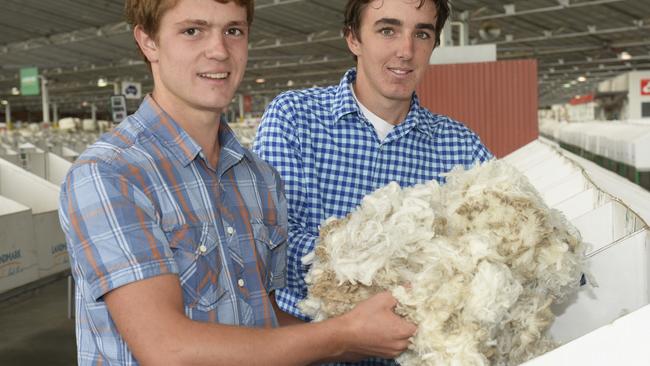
[347,0,437,104]
[135,0,248,116]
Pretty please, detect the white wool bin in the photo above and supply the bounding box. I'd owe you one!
[0,158,68,278]
[505,139,650,363]
[539,171,589,207]
[61,146,79,162]
[549,229,648,343]
[541,120,650,171]
[18,142,47,179]
[522,158,577,191]
[45,152,72,186]
[0,195,39,294]
[0,145,20,166]
[503,141,555,170]
[552,188,599,220]
[523,303,650,366]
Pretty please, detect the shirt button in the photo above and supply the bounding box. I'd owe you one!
[198,245,207,254]
[226,226,235,236]
[238,279,245,287]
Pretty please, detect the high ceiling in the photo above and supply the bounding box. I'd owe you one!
[1,0,649,117]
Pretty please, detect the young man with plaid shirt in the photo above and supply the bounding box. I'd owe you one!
[59,0,416,365]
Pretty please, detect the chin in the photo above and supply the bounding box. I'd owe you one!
[194,101,227,112]
[385,92,413,101]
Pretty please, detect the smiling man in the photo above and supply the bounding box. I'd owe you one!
[59,0,417,365]
[253,1,493,365]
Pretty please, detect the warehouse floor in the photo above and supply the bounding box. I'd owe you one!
[0,275,76,366]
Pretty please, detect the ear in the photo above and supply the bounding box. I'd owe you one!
[345,31,362,58]
[133,25,159,63]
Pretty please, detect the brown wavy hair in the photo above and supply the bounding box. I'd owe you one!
[125,0,254,67]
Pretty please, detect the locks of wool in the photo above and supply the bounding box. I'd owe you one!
[299,160,585,366]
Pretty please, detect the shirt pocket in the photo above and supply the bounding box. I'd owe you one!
[165,223,227,312]
[250,220,288,292]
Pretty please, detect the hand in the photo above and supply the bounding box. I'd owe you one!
[337,291,417,359]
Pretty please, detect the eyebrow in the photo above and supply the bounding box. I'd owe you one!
[374,17,436,32]
[175,19,248,28]
[175,19,210,27]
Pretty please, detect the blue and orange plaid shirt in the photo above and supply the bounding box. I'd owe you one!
[59,95,287,365]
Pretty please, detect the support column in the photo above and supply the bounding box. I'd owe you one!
[91,103,97,124]
[52,103,59,127]
[40,76,50,123]
[238,94,244,121]
[2,101,10,130]
[3,102,10,123]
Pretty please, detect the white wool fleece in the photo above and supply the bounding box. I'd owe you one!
[299,160,587,365]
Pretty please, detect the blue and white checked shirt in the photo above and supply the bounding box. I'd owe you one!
[59,95,287,366]
[253,68,492,366]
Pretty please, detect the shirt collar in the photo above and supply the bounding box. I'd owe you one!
[332,68,364,123]
[216,121,249,177]
[331,68,436,138]
[134,95,248,169]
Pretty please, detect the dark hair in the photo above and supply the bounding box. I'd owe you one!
[343,0,449,51]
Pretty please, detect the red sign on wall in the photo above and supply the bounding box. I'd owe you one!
[642,79,650,96]
[570,94,594,105]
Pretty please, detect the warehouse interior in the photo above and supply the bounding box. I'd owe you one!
[2,0,650,117]
[1,0,650,365]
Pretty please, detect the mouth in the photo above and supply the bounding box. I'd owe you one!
[387,67,413,76]
[198,72,230,80]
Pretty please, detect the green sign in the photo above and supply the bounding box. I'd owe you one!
[20,67,40,96]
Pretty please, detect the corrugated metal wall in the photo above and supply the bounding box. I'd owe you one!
[416,59,539,157]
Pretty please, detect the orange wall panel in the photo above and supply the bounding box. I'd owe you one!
[416,59,539,157]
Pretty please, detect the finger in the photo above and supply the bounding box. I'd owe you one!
[379,291,398,308]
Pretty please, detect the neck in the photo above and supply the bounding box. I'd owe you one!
[353,73,411,125]
[151,90,222,168]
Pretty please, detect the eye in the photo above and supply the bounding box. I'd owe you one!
[226,27,244,37]
[415,31,432,40]
[379,28,395,37]
[183,27,200,36]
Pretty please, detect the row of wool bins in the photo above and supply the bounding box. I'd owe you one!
[299,158,587,365]
[506,138,650,365]
[538,119,650,173]
[0,151,71,295]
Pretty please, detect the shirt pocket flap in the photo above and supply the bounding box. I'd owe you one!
[251,221,287,250]
[164,223,226,311]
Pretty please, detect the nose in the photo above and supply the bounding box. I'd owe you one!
[205,33,229,61]
[396,34,414,60]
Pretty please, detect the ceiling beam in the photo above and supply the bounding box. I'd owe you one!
[496,23,650,45]
[470,0,625,21]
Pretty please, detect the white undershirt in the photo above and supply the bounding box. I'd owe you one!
[350,85,395,142]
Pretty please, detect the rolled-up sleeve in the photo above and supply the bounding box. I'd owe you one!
[59,161,178,301]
